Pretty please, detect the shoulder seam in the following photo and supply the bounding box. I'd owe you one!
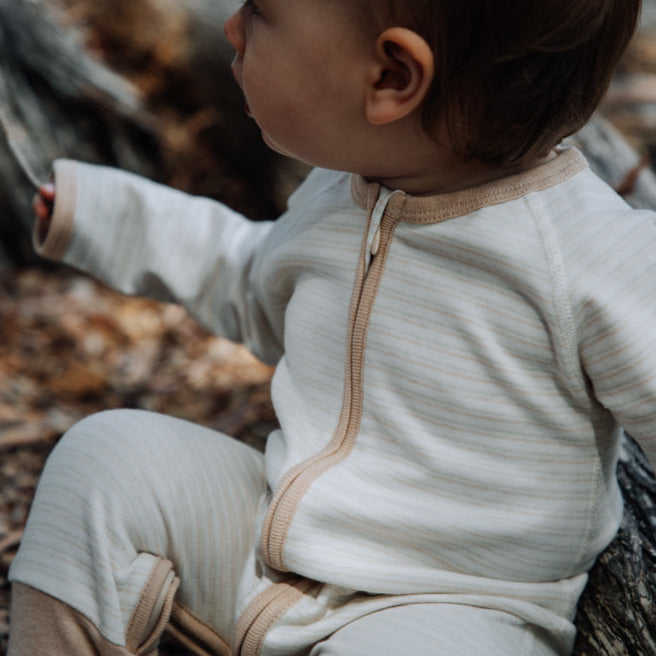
[524,192,584,394]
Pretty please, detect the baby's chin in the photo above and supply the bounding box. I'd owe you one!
[260,131,284,154]
[259,129,344,171]
[260,131,304,163]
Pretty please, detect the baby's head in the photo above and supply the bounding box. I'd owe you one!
[225,0,641,188]
[351,0,642,166]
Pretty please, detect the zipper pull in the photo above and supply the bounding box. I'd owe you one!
[365,187,394,270]
[370,224,381,257]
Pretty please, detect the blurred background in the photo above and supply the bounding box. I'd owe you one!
[0,0,655,653]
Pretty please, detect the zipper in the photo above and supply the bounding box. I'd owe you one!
[259,192,397,572]
[364,188,390,269]
[237,189,398,655]
[370,223,381,258]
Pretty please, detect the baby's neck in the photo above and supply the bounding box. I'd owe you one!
[360,119,551,196]
[372,149,546,196]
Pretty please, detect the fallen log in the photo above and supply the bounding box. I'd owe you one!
[573,435,656,655]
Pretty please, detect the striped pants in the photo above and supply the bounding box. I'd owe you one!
[8,409,571,655]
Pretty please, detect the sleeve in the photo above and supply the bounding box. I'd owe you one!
[35,159,284,365]
[572,207,656,467]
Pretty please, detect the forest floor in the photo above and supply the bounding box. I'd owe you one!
[1,6,656,655]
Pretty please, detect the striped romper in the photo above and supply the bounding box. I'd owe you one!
[9,148,656,655]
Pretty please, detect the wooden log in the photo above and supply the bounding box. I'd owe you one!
[573,435,656,655]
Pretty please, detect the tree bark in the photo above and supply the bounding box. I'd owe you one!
[573,435,656,655]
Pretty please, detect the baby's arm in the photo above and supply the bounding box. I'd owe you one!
[572,208,656,467]
[32,160,284,364]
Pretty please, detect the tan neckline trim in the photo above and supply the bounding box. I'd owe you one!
[351,148,587,224]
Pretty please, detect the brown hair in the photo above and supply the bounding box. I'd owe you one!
[353,0,641,166]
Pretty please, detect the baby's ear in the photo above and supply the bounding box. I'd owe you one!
[365,27,434,126]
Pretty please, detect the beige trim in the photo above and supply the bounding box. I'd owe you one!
[234,576,302,654]
[351,148,587,223]
[165,602,232,656]
[234,577,319,656]
[9,561,180,656]
[33,158,78,260]
[261,215,398,571]
[241,192,390,653]
[8,582,131,655]
[125,557,178,653]
[259,195,397,571]
[240,198,397,655]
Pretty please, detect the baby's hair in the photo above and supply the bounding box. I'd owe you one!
[353,0,641,166]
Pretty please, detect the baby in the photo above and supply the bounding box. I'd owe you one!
[10,1,652,655]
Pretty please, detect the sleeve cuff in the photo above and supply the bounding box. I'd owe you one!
[32,159,79,262]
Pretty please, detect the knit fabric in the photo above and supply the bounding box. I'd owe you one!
[11,148,656,654]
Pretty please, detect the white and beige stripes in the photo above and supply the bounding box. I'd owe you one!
[11,148,656,655]
[10,410,266,648]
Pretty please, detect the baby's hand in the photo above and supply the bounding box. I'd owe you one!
[33,182,55,243]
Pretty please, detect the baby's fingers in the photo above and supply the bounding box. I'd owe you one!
[32,183,55,222]
[32,194,50,222]
[33,182,55,244]
[40,182,55,204]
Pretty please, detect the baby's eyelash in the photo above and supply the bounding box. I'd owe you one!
[242,0,261,15]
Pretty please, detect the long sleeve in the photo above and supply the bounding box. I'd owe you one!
[562,202,656,468]
[35,159,283,364]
